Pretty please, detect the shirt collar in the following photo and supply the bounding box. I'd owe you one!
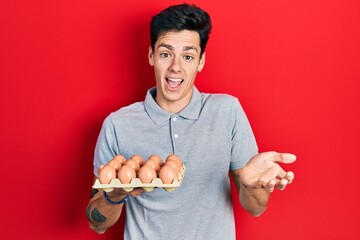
[144,87,201,125]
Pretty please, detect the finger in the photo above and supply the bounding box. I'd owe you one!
[285,171,295,184]
[269,152,296,164]
[259,170,277,186]
[112,188,129,196]
[263,179,276,192]
[253,178,265,189]
[275,165,287,179]
[276,178,289,190]
[264,165,287,180]
[129,187,145,197]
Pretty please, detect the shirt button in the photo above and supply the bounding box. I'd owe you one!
[173,117,177,121]
[174,133,179,139]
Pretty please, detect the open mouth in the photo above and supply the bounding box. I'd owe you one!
[166,77,183,89]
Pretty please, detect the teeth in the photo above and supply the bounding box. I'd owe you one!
[166,78,183,88]
[167,78,182,83]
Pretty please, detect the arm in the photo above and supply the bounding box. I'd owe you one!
[231,169,270,217]
[86,178,145,234]
[87,116,134,233]
[230,151,296,217]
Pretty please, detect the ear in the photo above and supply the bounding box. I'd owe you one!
[197,52,206,72]
[148,47,154,66]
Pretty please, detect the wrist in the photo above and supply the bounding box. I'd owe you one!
[103,191,129,205]
[106,191,128,201]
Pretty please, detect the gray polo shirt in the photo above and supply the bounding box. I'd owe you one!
[94,87,258,240]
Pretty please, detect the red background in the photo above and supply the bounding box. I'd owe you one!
[1,0,359,239]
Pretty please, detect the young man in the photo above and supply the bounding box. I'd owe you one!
[86,3,296,239]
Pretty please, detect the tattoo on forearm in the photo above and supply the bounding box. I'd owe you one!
[86,206,91,220]
[91,208,107,223]
[90,189,99,198]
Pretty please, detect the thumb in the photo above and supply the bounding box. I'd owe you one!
[267,151,296,164]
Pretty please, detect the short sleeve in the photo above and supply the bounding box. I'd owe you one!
[93,115,120,176]
[230,98,258,170]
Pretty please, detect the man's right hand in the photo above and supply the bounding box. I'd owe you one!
[106,187,145,201]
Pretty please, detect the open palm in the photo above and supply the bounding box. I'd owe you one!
[240,151,296,192]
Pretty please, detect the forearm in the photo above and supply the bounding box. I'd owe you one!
[86,189,126,234]
[239,183,270,217]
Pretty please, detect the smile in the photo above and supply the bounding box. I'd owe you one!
[166,78,184,88]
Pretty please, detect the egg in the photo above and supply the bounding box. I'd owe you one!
[138,165,157,183]
[149,154,164,166]
[159,165,178,184]
[118,165,136,184]
[107,159,122,171]
[98,165,116,184]
[144,159,161,172]
[113,154,127,165]
[124,159,140,172]
[164,159,180,173]
[166,154,183,167]
[130,154,145,166]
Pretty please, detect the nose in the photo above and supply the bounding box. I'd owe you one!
[169,56,181,72]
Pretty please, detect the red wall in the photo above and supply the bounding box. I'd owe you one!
[1,0,359,239]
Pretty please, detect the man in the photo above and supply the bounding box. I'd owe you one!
[86,3,296,239]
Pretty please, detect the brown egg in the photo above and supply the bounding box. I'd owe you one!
[124,159,140,172]
[138,165,157,183]
[107,159,122,171]
[130,154,145,166]
[113,154,127,165]
[98,165,116,184]
[166,154,183,167]
[149,154,164,166]
[144,159,161,172]
[159,165,178,184]
[118,165,136,184]
[164,159,180,173]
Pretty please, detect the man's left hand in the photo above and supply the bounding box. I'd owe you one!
[239,151,296,192]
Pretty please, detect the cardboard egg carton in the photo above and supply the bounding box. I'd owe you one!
[93,165,186,192]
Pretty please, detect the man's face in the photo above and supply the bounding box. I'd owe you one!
[148,30,205,113]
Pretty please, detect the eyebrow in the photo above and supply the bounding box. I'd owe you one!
[157,43,174,51]
[158,43,198,52]
[183,46,198,52]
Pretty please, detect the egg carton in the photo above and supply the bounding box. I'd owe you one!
[93,165,186,193]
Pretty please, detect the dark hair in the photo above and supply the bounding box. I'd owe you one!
[150,3,212,56]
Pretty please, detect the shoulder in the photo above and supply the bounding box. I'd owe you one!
[200,92,241,110]
[101,101,145,127]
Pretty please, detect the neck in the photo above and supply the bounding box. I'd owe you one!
[155,92,193,114]
[155,98,188,114]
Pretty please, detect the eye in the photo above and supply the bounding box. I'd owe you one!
[160,52,171,58]
[184,55,194,61]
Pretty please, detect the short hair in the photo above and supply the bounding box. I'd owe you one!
[150,3,212,56]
